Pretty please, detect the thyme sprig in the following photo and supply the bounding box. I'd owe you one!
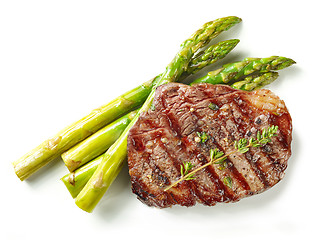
[164,125,278,191]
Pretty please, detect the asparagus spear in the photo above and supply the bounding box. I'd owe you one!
[191,56,296,85]
[75,16,242,212]
[13,38,240,181]
[62,110,138,172]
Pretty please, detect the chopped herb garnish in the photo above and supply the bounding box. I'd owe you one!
[223,176,233,188]
[217,162,228,170]
[208,102,219,111]
[196,131,209,143]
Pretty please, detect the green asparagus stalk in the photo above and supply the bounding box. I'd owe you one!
[75,16,242,212]
[231,71,279,90]
[191,56,296,85]
[13,38,240,181]
[62,110,138,172]
[60,70,280,198]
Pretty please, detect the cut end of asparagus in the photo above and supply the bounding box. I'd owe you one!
[75,172,105,213]
[12,162,25,181]
[75,199,95,213]
[13,153,47,181]
[61,173,77,198]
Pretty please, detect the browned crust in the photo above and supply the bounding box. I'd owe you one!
[128,83,292,208]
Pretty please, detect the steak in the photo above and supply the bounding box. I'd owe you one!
[127,83,292,208]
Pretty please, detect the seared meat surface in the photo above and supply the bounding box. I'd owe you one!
[127,83,292,208]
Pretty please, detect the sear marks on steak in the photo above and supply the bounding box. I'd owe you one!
[127,83,292,208]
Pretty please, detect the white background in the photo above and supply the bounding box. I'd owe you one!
[1,1,315,239]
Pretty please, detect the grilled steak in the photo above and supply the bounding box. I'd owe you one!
[127,83,292,208]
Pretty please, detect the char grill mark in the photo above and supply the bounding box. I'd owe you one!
[157,135,194,206]
[161,113,228,206]
[127,83,292,208]
[183,136,235,204]
[220,100,271,191]
[211,137,252,192]
[130,113,196,207]
[159,95,225,205]
[162,95,237,205]
[187,110,239,203]
[195,98,264,195]
[212,101,254,193]
[244,151,271,188]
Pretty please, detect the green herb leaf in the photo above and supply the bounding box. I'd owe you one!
[235,138,248,152]
[210,148,215,160]
[181,161,195,180]
[210,148,224,161]
[217,162,228,170]
[208,102,219,111]
[249,138,260,147]
[185,173,196,180]
[257,130,261,140]
[223,176,233,188]
[238,147,249,153]
[213,157,226,165]
[196,131,209,143]
[262,128,267,138]
[215,150,225,159]
[251,125,278,147]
